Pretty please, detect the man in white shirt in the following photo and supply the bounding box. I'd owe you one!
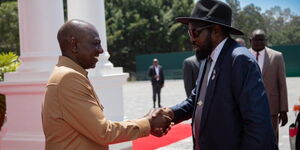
[249,29,288,144]
[148,58,164,108]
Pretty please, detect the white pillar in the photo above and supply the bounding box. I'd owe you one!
[67,1,130,149]
[0,0,64,149]
[5,0,64,82]
[67,0,124,76]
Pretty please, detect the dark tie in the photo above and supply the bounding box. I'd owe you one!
[256,52,259,61]
[193,57,212,150]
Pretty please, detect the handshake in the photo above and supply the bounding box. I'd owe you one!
[145,107,174,137]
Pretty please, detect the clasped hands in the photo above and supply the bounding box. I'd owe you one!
[145,107,174,137]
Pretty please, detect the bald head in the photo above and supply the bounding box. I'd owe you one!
[251,29,266,38]
[56,19,103,69]
[250,29,267,52]
[153,58,159,66]
[57,19,98,55]
[235,38,245,46]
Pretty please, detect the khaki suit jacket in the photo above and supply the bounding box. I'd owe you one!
[251,47,288,115]
[42,56,150,150]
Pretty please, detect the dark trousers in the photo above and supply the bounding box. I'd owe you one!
[152,84,162,108]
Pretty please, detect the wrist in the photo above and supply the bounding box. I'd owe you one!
[163,107,174,120]
[146,116,153,129]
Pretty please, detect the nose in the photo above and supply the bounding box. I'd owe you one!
[190,36,196,44]
[98,46,104,54]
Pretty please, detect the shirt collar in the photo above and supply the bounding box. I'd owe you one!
[250,48,266,55]
[57,56,88,77]
[210,37,228,62]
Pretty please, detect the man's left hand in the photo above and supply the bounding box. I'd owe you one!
[279,112,288,127]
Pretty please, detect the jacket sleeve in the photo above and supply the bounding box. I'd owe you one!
[58,72,150,146]
[170,80,198,124]
[183,59,194,97]
[276,53,288,112]
[231,53,277,150]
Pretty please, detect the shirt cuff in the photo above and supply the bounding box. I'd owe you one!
[132,118,151,137]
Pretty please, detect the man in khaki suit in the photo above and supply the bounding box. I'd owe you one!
[42,19,171,150]
[249,29,288,143]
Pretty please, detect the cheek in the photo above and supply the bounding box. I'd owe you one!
[196,32,210,45]
[195,38,207,47]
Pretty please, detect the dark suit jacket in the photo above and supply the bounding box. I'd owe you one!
[260,47,288,115]
[148,65,164,86]
[171,38,277,150]
[183,55,201,97]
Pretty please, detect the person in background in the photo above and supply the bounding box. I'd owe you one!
[183,51,203,97]
[148,58,164,108]
[249,29,289,144]
[42,19,171,150]
[235,37,246,47]
[151,0,278,149]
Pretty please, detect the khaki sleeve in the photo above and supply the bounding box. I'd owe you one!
[58,72,150,146]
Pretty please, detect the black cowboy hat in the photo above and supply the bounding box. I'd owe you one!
[176,0,243,35]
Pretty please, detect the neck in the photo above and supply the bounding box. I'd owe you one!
[212,35,227,50]
[253,48,265,52]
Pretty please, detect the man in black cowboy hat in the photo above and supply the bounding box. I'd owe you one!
[152,0,278,149]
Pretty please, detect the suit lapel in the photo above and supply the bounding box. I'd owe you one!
[262,48,271,76]
[200,38,236,130]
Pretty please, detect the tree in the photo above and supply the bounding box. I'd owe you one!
[0,1,19,55]
[263,7,300,45]
[225,0,241,26]
[224,0,300,47]
[234,4,266,46]
[105,0,193,73]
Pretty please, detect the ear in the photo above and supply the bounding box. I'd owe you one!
[71,37,78,53]
[212,25,221,35]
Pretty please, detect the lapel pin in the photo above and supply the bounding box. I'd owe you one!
[211,70,216,80]
[197,100,203,106]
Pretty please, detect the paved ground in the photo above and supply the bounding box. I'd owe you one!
[123,77,300,150]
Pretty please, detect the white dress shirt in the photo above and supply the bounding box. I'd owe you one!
[154,66,159,75]
[250,48,265,72]
[206,37,228,85]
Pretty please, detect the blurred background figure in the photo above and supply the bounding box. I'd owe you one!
[249,29,289,144]
[183,54,199,97]
[235,37,246,47]
[148,58,164,108]
[182,50,206,97]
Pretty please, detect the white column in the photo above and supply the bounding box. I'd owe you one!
[0,0,64,149]
[67,0,129,121]
[67,0,124,76]
[4,0,64,82]
[67,1,130,149]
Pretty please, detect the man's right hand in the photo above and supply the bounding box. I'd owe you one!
[145,108,173,137]
[146,108,175,137]
[154,107,174,120]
